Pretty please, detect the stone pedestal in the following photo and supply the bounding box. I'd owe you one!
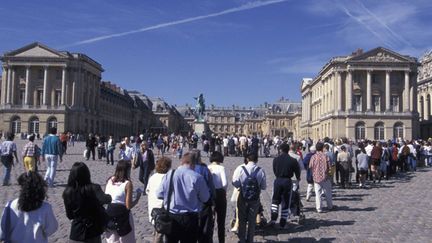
[193,121,208,138]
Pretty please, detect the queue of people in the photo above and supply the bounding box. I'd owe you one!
[0,131,431,243]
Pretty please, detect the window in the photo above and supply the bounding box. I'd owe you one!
[47,117,57,130]
[11,117,21,134]
[55,70,62,80]
[54,90,61,106]
[391,96,399,112]
[354,95,362,112]
[29,117,40,134]
[355,122,366,140]
[393,122,404,139]
[372,74,378,83]
[38,69,43,79]
[37,90,43,106]
[373,96,381,112]
[374,122,385,140]
[19,89,25,105]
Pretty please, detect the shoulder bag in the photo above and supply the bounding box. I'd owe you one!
[151,169,176,235]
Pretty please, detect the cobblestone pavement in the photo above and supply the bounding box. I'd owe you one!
[1,141,431,243]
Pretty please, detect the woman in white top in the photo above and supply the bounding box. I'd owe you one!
[105,160,141,243]
[146,157,172,243]
[0,171,58,243]
[207,151,227,243]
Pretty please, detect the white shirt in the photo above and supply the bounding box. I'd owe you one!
[208,163,227,190]
[223,138,229,147]
[239,136,247,146]
[146,173,165,223]
[289,151,305,171]
[365,144,373,157]
[0,199,58,243]
[105,179,128,205]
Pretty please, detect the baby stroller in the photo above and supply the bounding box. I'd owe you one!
[288,181,305,224]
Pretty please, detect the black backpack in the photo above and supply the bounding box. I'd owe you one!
[240,166,261,201]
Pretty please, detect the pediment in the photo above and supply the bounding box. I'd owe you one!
[6,42,67,58]
[348,47,414,63]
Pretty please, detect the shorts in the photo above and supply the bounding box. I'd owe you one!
[371,158,381,166]
[359,168,368,175]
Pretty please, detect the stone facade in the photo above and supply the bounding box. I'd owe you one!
[418,50,432,139]
[301,47,419,141]
[0,43,168,138]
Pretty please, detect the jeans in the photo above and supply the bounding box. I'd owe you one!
[44,154,58,187]
[138,162,152,191]
[237,196,259,243]
[106,149,114,165]
[408,156,417,171]
[1,155,13,185]
[314,179,333,211]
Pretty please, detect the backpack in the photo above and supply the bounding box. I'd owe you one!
[402,146,410,156]
[382,149,389,161]
[240,166,261,201]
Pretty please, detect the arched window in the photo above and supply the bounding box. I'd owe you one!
[420,96,424,120]
[47,117,58,131]
[374,122,385,141]
[11,116,21,134]
[29,117,40,135]
[355,121,366,141]
[393,122,404,139]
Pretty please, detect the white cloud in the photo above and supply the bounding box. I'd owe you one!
[63,0,290,47]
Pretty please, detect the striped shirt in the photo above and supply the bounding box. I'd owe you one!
[22,141,37,157]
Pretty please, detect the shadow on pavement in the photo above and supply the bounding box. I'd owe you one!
[276,237,337,243]
[258,219,355,237]
[333,206,377,212]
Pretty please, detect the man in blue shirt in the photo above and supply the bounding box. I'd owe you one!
[41,127,63,187]
[157,152,210,242]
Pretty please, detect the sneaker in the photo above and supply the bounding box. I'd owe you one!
[317,209,323,213]
[230,225,238,232]
[279,219,287,228]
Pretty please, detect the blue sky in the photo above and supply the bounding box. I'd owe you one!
[1,0,431,106]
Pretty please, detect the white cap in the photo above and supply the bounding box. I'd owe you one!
[310,146,316,152]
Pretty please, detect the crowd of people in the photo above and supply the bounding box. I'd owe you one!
[0,128,431,243]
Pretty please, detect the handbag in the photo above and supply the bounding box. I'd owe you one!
[151,169,176,235]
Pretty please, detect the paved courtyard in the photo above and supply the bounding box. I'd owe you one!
[1,140,431,243]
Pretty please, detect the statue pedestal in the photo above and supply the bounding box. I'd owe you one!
[193,121,208,138]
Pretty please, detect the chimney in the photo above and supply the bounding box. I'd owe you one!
[352,48,364,56]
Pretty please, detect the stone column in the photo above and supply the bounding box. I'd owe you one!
[366,70,372,111]
[6,67,12,104]
[72,78,76,107]
[11,68,16,105]
[404,71,410,111]
[25,66,31,105]
[337,71,342,111]
[1,67,8,104]
[385,70,391,111]
[43,66,48,105]
[425,94,430,120]
[346,70,352,111]
[61,67,66,105]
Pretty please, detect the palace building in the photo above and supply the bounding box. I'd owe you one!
[177,98,302,138]
[301,47,419,141]
[418,51,432,139]
[0,42,167,138]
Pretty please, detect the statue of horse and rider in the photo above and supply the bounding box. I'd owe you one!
[194,93,205,122]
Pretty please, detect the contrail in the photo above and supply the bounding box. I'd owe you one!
[65,0,289,47]
[354,0,413,48]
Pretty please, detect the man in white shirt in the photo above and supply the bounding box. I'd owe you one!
[222,136,229,156]
[288,143,305,171]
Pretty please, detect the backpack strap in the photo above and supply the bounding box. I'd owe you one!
[251,167,261,178]
[241,166,250,177]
